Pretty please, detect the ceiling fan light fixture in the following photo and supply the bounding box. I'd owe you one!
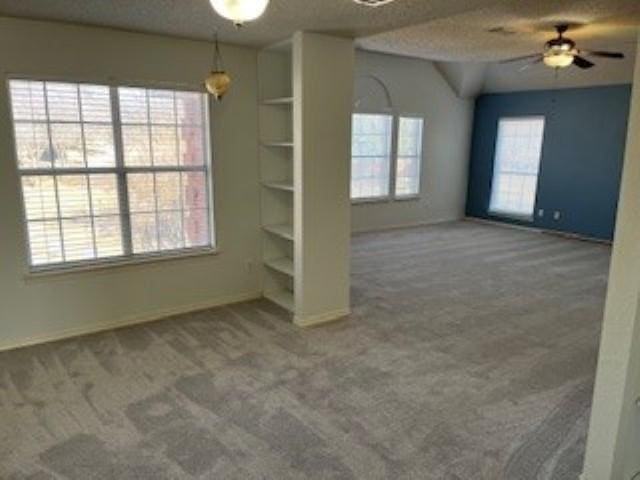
[543,51,574,68]
[209,0,270,26]
[352,0,397,6]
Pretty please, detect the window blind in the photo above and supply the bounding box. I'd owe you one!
[9,79,214,270]
[395,117,424,197]
[489,117,545,219]
[351,113,393,200]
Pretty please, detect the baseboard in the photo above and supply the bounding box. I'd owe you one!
[0,290,263,353]
[465,216,612,245]
[294,308,351,328]
[352,217,459,235]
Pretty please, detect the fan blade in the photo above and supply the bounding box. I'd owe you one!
[500,53,541,64]
[581,50,625,59]
[519,57,543,71]
[573,55,595,69]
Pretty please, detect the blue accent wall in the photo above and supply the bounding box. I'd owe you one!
[466,85,631,240]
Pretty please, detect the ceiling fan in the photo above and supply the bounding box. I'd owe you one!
[501,24,625,70]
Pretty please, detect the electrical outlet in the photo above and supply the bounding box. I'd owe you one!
[553,211,561,221]
[245,260,254,272]
[538,209,544,218]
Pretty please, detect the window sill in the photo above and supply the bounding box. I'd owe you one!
[488,211,534,223]
[23,247,219,281]
[393,194,421,202]
[351,195,421,205]
[351,196,391,205]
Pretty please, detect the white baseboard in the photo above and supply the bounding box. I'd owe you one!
[294,308,351,328]
[465,216,612,245]
[352,217,459,235]
[0,290,262,353]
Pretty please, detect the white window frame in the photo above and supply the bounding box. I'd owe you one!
[489,115,545,221]
[350,110,425,204]
[350,112,394,202]
[8,76,217,275]
[394,114,425,200]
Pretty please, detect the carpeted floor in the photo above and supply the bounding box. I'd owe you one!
[0,221,611,479]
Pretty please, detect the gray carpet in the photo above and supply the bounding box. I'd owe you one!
[0,221,611,479]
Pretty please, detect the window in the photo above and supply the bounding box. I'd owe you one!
[350,113,424,201]
[9,79,214,271]
[489,117,545,219]
[395,117,424,197]
[351,113,393,200]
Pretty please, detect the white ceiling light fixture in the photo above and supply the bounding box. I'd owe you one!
[352,0,397,6]
[543,50,575,68]
[209,0,270,27]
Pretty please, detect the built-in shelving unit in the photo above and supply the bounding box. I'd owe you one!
[264,257,294,277]
[258,32,353,326]
[264,289,294,312]
[262,223,294,241]
[261,141,294,148]
[261,181,294,192]
[262,97,293,106]
[258,39,295,314]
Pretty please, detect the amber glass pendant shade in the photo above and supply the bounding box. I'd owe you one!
[205,34,231,100]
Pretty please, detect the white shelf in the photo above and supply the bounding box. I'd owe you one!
[262,141,294,148]
[262,181,294,192]
[262,224,294,241]
[264,289,294,312]
[262,97,293,106]
[264,257,294,276]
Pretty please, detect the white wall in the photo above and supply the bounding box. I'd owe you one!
[352,50,474,232]
[293,32,353,325]
[0,17,262,350]
[583,34,640,480]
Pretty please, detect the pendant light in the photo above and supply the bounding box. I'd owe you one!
[205,34,231,101]
[209,0,270,27]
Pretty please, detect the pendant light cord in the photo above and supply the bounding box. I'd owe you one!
[213,31,225,72]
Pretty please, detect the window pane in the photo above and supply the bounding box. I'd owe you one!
[94,215,123,258]
[21,176,58,220]
[351,114,393,200]
[27,220,63,265]
[178,126,205,166]
[89,174,119,215]
[395,117,424,197]
[176,92,203,125]
[79,85,112,123]
[46,82,80,122]
[57,175,90,218]
[85,125,116,167]
[158,211,184,250]
[119,87,148,123]
[127,173,156,212]
[122,125,151,166]
[14,123,52,169]
[182,172,208,210]
[489,117,545,218]
[61,217,94,261]
[131,212,158,253]
[51,123,85,168]
[396,157,421,196]
[10,80,47,122]
[184,209,210,248]
[155,172,182,211]
[151,125,178,166]
[149,89,176,124]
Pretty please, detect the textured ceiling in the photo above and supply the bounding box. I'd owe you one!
[0,0,496,46]
[358,0,640,62]
[0,0,637,93]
